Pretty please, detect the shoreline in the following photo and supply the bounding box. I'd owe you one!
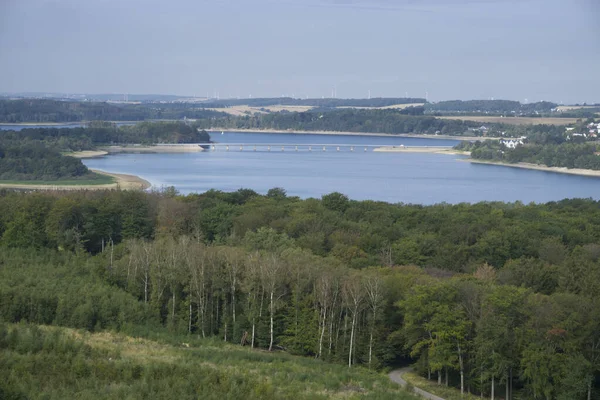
[208,128,493,141]
[466,159,600,178]
[91,169,152,190]
[373,146,470,155]
[103,145,205,154]
[65,150,109,159]
[0,170,151,191]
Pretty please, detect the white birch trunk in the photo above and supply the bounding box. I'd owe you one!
[269,290,274,351]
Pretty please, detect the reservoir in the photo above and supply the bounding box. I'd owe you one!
[83,131,600,205]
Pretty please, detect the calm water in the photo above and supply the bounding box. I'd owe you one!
[83,131,600,205]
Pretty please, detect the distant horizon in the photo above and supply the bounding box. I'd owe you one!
[1,91,597,105]
[1,0,598,104]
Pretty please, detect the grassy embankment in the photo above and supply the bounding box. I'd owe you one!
[0,173,115,186]
[403,372,480,400]
[0,322,416,400]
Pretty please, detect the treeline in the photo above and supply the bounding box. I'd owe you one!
[0,99,224,123]
[0,121,211,152]
[425,100,558,115]
[197,109,480,136]
[1,190,600,398]
[0,143,93,181]
[460,140,600,170]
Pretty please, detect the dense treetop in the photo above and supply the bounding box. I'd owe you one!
[0,143,94,181]
[424,100,558,115]
[0,188,600,398]
[196,108,484,136]
[0,121,211,151]
[0,99,225,122]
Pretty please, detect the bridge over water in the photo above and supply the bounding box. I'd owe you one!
[204,143,453,152]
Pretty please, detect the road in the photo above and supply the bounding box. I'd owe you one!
[389,368,446,400]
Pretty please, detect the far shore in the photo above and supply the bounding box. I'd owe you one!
[0,170,151,191]
[0,121,144,126]
[209,128,494,142]
[465,159,600,178]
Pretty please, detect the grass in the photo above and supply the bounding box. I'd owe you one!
[0,322,418,400]
[0,173,115,186]
[403,372,480,400]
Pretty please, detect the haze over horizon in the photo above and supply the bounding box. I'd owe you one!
[1,0,598,104]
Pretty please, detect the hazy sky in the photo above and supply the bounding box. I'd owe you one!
[0,0,598,103]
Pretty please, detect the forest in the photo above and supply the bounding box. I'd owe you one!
[196,108,483,136]
[0,122,211,152]
[0,188,599,399]
[0,99,224,123]
[0,122,210,182]
[0,143,95,181]
[458,140,600,170]
[424,100,559,116]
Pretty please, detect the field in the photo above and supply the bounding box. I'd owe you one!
[0,323,416,400]
[438,116,579,126]
[208,103,424,116]
[337,103,425,110]
[206,105,315,116]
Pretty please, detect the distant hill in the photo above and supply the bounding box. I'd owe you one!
[0,99,224,123]
[200,97,426,108]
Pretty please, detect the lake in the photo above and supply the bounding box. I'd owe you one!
[83,131,600,205]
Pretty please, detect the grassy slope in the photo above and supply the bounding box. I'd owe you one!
[0,323,417,400]
[0,172,115,186]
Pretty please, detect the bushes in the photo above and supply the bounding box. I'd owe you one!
[0,322,417,400]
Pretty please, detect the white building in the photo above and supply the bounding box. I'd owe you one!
[500,138,524,149]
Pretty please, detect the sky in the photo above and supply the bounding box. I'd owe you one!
[0,0,598,103]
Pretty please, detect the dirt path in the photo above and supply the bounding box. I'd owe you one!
[389,368,446,400]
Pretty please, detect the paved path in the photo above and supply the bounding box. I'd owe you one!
[389,368,446,400]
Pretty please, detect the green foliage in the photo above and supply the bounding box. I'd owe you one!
[195,108,481,136]
[465,140,600,170]
[425,99,557,116]
[0,142,93,181]
[0,99,224,123]
[1,190,600,398]
[0,322,418,400]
